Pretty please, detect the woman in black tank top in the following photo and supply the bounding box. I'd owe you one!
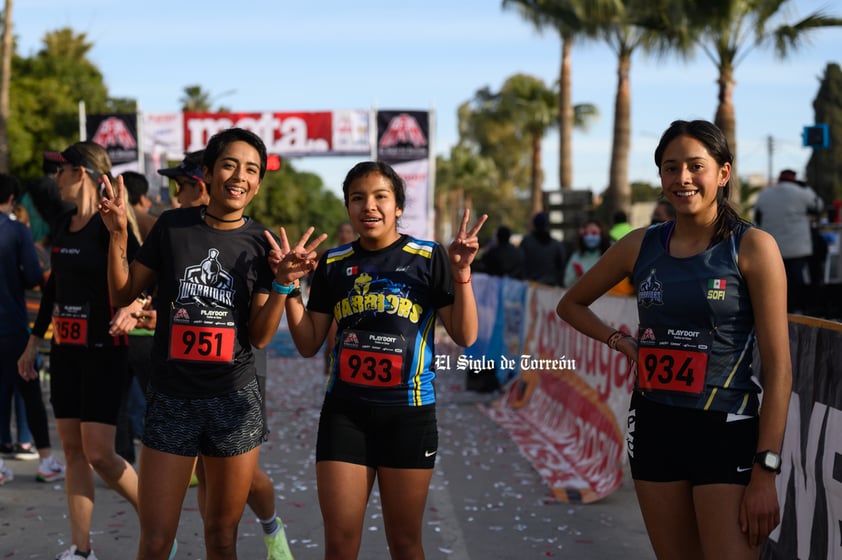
[558,119,791,558]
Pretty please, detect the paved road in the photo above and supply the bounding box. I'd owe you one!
[0,343,653,559]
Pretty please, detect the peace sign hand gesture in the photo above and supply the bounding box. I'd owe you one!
[448,209,488,278]
[264,226,328,285]
[97,174,128,235]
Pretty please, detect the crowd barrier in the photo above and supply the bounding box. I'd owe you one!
[463,274,842,558]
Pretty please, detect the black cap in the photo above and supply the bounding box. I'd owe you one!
[158,150,204,181]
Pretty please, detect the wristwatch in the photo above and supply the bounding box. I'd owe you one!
[753,450,782,474]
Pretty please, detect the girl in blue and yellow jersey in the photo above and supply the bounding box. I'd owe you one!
[282,161,486,560]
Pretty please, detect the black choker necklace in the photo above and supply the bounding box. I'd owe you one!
[203,208,243,224]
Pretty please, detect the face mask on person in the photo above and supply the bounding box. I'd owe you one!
[582,233,602,249]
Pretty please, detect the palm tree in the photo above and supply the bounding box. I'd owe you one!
[435,146,501,241]
[650,0,842,204]
[592,1,655,215]
[507,1,673,214]
[502,0,601,191]
[508,78,597,213]
[180,85,212,112]
[498,74,559,213]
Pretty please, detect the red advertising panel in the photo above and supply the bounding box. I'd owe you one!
[183,111,335,157]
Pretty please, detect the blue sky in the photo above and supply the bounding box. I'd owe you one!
[13,1,842,197]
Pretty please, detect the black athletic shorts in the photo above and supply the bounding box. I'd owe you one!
[142,377,266,457]
[316,394,438,469]
[253,346,268,429]
[50,344,129,425]
[626,391,758,486]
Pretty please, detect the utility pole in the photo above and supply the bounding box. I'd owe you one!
[767,135,774,186]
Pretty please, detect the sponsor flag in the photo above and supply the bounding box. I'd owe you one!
[708,279,726,290]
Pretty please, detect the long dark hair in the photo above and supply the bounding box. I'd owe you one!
[341,161,406,210]
[654,119,747,244]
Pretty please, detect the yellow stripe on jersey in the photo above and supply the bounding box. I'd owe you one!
[403,241,434,259]
[703,327,754,411]
[326,245,354,264]
[412,314,436,406]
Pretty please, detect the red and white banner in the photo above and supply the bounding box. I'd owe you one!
[142,110,371,159]
[484,284,637,503]
[186,111,329,157]
[143,113,184,160]
[139,108,432,238]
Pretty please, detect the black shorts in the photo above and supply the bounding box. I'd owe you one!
[316,394,438,469]
[253,346,267,429]
[50,344,129,425]
[627,392,758,485]
[142,377,266,457]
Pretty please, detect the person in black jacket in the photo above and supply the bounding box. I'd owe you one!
[519,211,566,286]
[481,225,525,278]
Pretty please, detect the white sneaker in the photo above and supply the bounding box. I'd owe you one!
[37,455,66,482]
[56,545,98,560]
[0,459,13,485]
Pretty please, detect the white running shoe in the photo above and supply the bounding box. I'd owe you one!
[0,459,13,485]
[37,455,66,482]
[55,545,98,560]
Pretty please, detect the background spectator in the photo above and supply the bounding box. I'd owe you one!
[564,219,612,288]
[754,169,824,312]
[519,211,566,286]
[609,210,633,241]
[650,200,676,224]
[481,225,525,278]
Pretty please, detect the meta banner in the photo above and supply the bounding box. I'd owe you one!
[141,110,371,160]
[183,110,370,157]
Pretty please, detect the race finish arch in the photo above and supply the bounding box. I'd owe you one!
[81,107,435,240]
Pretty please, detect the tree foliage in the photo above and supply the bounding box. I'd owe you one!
[244,159,347,242]
[645,0,842,207]
[436,72,599,236]
[0,0,14,172]
[442,77,540,233]
[435,144,504,240]
[457,74,557,209]
[501,0,603,191]
[3,26,346,236]
[495,73,559,213]
[8,28,117,179]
